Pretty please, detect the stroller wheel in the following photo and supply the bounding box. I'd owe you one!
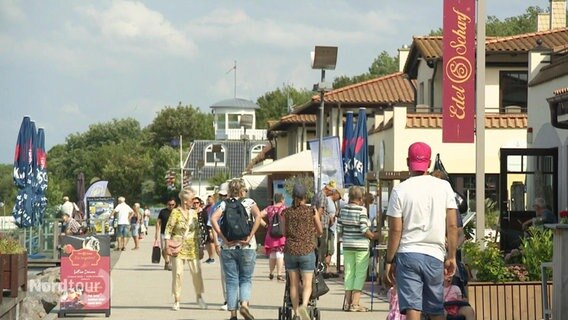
[278,307,284,320]
[285,307,292,320]
[312,307,320,320]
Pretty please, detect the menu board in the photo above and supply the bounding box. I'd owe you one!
[58,234,111,317]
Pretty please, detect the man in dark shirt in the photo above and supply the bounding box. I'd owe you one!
[155,198,176,270]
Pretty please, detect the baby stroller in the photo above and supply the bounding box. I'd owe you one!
[278,255,324,320]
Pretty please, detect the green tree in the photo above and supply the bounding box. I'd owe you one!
[145,102,214,148]
[332,51,399,89]
[429,6,549,37]
[255,85,313,129]
[0,164,17,216]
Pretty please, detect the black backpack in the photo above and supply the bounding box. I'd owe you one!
[269,206,284,238]
[221,198,252,241]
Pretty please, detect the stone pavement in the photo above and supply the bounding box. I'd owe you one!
[51,236,390,320]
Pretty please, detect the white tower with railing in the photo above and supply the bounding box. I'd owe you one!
[210,98,267,140]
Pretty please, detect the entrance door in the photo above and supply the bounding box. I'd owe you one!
[499,148,557,252]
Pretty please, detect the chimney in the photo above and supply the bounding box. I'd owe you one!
[538,13,551,31]
[551,0,567,29]
[398,45,410,72]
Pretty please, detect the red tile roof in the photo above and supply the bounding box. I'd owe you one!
[370,113,527,133]
[294,72,415,114]
[268,114,316,131]
[312,72,414,104]
[410,27,568,60]
[554,87,568,95]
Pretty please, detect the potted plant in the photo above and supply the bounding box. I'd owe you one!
[0,232,28,302]
[462,227,553,320]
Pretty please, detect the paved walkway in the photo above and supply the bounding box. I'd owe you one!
[52,236,390,319]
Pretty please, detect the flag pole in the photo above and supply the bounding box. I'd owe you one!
[475,0,486,243]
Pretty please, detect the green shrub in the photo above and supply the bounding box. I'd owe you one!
[520,227,553,280]
[463,238,512,282]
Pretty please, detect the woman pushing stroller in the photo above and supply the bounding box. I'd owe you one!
[282,183,323,320]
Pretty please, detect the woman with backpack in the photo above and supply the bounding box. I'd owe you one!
[260,193,287,282]
[210,179,262,320]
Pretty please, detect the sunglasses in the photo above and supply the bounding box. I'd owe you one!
[192,201,200,205]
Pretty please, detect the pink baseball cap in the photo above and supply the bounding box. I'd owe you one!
[408,142,431,172]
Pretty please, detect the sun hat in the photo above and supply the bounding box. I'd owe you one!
[218,182,229,196]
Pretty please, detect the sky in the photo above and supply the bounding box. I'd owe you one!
[0,0,551,165]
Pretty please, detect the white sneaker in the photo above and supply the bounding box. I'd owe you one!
[172,302,180,311]
[197,297,208,309]
[220,303,228,311]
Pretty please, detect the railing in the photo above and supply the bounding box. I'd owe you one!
[407,106,526,114]
[216,128,267,140]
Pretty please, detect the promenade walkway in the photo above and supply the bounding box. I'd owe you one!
[51,235,390,320]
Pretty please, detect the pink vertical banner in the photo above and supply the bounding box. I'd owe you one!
[443,0,476,143]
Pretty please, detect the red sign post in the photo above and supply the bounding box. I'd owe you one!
[443,0,476,143]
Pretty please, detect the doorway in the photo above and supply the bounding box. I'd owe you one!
[499,148,558,252]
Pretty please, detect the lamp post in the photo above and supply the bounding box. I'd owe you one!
[311,46,338,190]
[171,135,184,190]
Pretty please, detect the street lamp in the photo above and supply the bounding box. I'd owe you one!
[311,45,338,190]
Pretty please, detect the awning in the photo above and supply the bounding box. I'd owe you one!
[250,150,313,175]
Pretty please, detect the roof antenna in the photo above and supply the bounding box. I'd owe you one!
[226,60,237,98]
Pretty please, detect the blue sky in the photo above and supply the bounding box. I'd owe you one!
[0,0,551,164]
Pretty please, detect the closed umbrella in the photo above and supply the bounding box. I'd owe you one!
[12,116,36,228]
[352,108,368,186]
[342,111,355,186]
[34,128,48,225]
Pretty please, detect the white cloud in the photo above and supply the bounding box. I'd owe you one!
[0,0,26,23]
[78,1,196,57]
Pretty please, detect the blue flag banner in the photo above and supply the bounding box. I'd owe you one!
[342,111,355,186]
[353,108,368,186]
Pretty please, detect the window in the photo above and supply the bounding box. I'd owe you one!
[228,114,240,129]
[217,114,226,130]
[250,144,264,160]
[204,144,226,167]
[499,71,528,113]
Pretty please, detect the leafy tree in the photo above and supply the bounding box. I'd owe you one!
[255,85,313,129]
[0,164,17,215]
[145,102,214,148]
[332,51,399,89]
[429,6,549,37]
[207,171,231,189]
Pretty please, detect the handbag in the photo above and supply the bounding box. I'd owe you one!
[310,271,330,299]
[166,215,191,257]
[152,239,161,263]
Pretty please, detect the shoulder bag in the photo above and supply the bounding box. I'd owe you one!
[166,214,190,257]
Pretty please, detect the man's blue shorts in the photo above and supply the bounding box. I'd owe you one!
[395,252,444,315]
[117,224,128,237]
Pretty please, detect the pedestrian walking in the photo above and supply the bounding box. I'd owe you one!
[164,188,208,311]
[384,142,458,320]
[156,198,176,270]
[112,196,133,251]
[283,183,323,320]
[130,203,142,250]
[337,186,378,312]
[210,179,262,320]
[260,193,287,282]
[209,183,229,310]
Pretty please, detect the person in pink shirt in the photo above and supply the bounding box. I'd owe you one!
[260,193,287,281]
[443,275,475,319]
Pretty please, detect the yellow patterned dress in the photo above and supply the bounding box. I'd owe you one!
[164,208,200,260]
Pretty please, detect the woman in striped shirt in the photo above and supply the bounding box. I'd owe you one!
[337,186,378,312]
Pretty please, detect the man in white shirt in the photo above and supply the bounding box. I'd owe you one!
[61,196,74,217]
[112,196,133,251]
[384,142,458,320]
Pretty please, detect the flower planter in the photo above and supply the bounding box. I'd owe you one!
[0,253,28,303]
[467,281,552,320]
